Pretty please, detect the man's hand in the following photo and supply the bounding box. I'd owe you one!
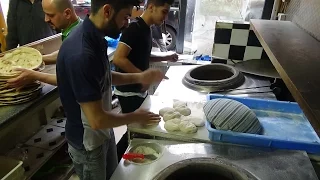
[165,53,178,62]
[7,68,37,88]
[127,108,161,125]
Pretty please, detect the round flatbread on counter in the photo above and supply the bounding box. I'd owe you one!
[0,84,42,97]
[0,93,40,106]
[0,88,16,94]
[204,98,262,134]
[0,47,43,76]
[0,82,42,106]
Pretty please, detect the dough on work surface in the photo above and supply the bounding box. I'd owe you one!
[179,121,197,134]
[203,98,262,134]
[163,111,182,121]
[164,120,180,131]
[133,146,158,156]
[181,116,205,127]
[169,118,182,124]
[159,107,175,116]
[173,100,187,108]
[174,105,191,116]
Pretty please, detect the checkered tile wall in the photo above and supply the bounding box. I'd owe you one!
[212,21,269,62]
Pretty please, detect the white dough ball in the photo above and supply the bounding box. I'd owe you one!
[159,107,175,117]
[179,121,197,134]
[170,118,182,124]
[174,105,191,116]
[164,120,180,131]
[181,116,205,127]
[173,100,187,108]
[163,111,182,121]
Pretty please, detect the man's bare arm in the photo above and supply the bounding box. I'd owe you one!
[111,71,141,86]
[150,51,178,62]
[111,69,164,86]
[112,43,142,73]
[80,100,160,130]
[43,50,59,65]
[7,69,57,87]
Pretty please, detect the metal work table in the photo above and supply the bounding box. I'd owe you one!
[128,65,276,142]
[111,138,318,180]
[153,65,276,101]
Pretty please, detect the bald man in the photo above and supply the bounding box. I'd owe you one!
[42,0,82,64]
[7,0,81,87]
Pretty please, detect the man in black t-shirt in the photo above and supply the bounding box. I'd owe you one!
[112,0,177,161]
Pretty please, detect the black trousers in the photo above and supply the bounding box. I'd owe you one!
[116,95,146,162]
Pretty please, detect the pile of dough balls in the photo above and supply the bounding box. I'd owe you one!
[203,98,262,134]
[159,100,205,134]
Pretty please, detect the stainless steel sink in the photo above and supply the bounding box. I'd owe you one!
[152,158,258,180]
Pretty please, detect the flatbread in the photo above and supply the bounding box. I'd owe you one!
[0,91,39,101]
[0,91,41,105]
[0,88,16,94]
[0,87,41,97]
[0,47,42,76]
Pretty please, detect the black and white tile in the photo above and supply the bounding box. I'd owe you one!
[213,20,267,62]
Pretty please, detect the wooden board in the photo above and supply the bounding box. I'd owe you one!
[250,20,320,136]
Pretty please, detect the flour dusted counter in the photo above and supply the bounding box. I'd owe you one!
[110,138,318,180]
[128,65,276,143]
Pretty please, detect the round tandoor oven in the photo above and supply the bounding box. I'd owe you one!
[182,64,245,92]
[152,158,258,180]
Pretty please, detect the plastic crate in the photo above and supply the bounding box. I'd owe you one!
[205,94,320,154]
[0,156,25,180]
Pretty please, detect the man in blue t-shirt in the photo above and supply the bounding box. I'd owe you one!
[56,0,164,179]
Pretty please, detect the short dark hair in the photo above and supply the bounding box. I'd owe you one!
[91,0,141,15]
[146,0,174,6]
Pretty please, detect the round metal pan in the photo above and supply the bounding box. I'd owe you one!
[235,59,281,79]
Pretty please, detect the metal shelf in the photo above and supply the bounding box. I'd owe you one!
[6,118,67,179]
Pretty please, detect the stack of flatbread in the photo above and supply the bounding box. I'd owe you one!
[0,47,44,106]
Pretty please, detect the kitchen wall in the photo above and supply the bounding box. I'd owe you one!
[286,0,320,41]
[212,20,269,63]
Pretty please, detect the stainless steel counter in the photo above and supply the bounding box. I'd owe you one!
[128,65,277,143]
[110,138,318,180]
[153,65,276,101]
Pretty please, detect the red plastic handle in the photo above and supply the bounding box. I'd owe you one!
[122,153,145,160]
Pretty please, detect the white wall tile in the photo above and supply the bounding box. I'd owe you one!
[212,44,230,59]
[216,22,233,29]
[243,46,263,60]
[230,29,249,46]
